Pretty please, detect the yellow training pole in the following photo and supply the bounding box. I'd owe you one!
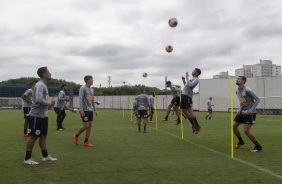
[180,87,184,139]
[230,79,234,158]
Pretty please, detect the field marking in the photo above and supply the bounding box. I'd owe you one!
[267,120,281,122]
[152,128,282,180]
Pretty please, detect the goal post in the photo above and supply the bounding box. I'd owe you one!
[257,96,282,115]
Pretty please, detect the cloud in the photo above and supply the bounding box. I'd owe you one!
[0,0,282,90]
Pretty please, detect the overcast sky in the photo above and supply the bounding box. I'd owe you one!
[1,0,282,89]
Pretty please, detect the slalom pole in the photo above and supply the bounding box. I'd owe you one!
[230,79,234,158]
[180,87,184,139]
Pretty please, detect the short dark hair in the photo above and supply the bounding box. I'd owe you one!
[84,75,93,83]
[209,97,212,99]
[195,68,201,76]
[166,81,171,85]
[61,84,66,89]
[37,67,48,78]
[239,76,247,84]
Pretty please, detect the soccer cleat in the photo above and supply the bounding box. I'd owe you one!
[24,158,39,165]
[234,142,245,149]
[250,146,262,152]
[134,121,138,124]
[150,120,155,123]
[42,155,57,161]
[194,126,201,134]
[73,134,78,145]
[162,118,168,121]
[191,126,196,133]
[205,116,208,120]
[22,134,29,137]
[175,121,181,125]
[83,142,93,147]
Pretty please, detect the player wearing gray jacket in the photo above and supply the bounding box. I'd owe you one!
[54,84,75,130]
[24,67,57,165]
[21,82,36,137]
[73,75,97,147]
[135,93,151,133]
[181,68,202,134]
[233,76,262,152]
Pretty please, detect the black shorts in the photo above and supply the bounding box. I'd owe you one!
[180,95,193,109]
[208,108,213,113]
[54,108,66,116]
[234,114,255,125]
[137,110,148,118]
[81,111,93,122]
[27,116,48,136]
[23,107,31,119]
[53,107,59,114]
[171,97,180,106]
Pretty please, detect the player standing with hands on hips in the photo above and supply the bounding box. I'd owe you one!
[73,75,97,147]
[23,67,57,165]
[233,76,262,152]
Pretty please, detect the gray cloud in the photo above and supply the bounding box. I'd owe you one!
[0,0,282,89]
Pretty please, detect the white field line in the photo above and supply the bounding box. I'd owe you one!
[151,127,282,180]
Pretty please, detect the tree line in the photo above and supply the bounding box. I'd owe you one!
[0,77,171,96]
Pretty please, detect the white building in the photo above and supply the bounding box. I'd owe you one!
[235,60,281,78]
[235,65,253,78]
[213,71,234,79]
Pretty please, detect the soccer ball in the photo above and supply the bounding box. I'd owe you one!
[95,101,101,105]
[165,45,173,53]
[168,18,178,28]
[73,108,78,112]
[142,72,148,78]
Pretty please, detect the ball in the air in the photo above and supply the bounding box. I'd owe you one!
[73,108,78,112]
[168,18,178,28]
[142,72,148,78]
[165,45,173,53]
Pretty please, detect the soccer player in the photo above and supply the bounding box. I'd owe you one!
[24,67,57,165]
[21,82,36,137]
[73,75,97,147]
[162,81,181,125]
[148,93,155,123]
[233,76,262,152]
[54,84,76,130]
[134,90,151,133]
[205,97,214,120]
[181,68,202,134]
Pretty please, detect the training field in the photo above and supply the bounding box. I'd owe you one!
[0,109,281,184]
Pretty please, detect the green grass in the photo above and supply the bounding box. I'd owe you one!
[0,109,281,184]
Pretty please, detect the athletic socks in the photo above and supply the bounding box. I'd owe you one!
[192,117,199,126]
[188,118,194,126]
[84,138,88,143]
[41,149,48,158]
[238,136,244,144]
[25,151,32,160]
[254,141,262,147]
[24,129,27,134]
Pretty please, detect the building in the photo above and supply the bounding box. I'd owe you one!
[235,65,253,78]
[235,60,281,78]
[213,71,234,79]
